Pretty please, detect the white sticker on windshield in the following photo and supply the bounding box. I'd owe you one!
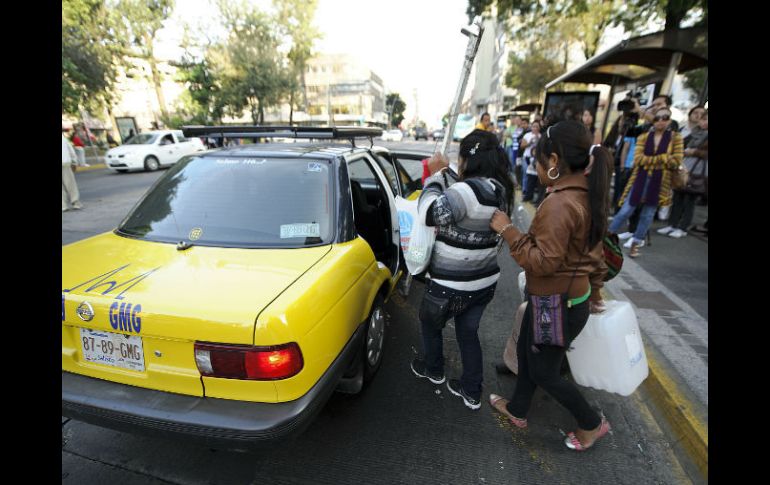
[280,223,321,239]
[307,162,324,173]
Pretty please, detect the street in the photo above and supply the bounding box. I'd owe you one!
[62,140,706,484]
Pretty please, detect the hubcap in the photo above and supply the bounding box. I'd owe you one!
[366,307,385,366]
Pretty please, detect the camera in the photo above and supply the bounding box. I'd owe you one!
[617,99,635,113]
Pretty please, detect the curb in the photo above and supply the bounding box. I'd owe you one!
[642,352,708,478]
[517,196,707,479]
[74,163,106,172]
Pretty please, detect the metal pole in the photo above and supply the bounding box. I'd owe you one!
[660,52,683,96]
[601,75,619,142]
[440,16,485,158]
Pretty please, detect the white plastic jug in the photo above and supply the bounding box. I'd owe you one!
[566,300,648,396]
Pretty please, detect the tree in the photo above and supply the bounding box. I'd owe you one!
[115,0,175,119]
[62,0,123,116]
[468,1,706,62]
[683,67,707,103]
[386,93,406,129]
[274,0,322,123]
[169,30,226,125]
[212,0,293,124]
[505,50,563,103]
[609,0,707,34]
[469,1,620,62]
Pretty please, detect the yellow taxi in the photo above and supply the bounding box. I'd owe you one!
[62,126,427,448]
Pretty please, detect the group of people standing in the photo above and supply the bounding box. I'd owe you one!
[604,95,709,257]
[411,120,613,451]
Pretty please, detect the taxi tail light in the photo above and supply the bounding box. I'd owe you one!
[194,342,303,380]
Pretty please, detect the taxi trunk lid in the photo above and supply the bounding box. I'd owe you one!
[62,233,331,398]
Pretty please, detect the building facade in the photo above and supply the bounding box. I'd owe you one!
[301,54,388,127]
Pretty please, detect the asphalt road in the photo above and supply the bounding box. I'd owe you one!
[62,139,702,484]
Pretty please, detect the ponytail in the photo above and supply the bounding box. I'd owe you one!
[586,146,611,247]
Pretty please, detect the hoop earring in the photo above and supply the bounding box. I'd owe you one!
[547,167,560,180]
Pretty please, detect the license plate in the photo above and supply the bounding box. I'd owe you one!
[80,328,145,372]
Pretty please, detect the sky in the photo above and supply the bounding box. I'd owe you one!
[151,1,689,127]
[154,0,479,127]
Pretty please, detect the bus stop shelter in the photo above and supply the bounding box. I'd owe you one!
[545,26,708,135]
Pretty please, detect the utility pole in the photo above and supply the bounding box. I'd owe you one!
[440,16,485,157]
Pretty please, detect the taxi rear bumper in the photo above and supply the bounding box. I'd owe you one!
[62,324,364,449]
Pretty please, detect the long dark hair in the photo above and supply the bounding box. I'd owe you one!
[459,129,515,213]
[535,120,611,247]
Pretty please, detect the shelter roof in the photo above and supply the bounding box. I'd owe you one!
[546,26,707,88]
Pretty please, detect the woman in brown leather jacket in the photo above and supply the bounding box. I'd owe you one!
[488,120,613,451]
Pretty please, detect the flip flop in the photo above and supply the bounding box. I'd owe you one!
[489,394,528,428]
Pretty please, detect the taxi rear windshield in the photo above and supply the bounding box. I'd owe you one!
[117,156,334,248]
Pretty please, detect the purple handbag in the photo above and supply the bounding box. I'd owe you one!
[528,252,585,348]
[529,294,569,347]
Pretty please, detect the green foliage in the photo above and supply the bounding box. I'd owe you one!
[62,0,123,115]
[683,67,707,103]
[172,48,225,124]
[160,92,208,128]
[274,0,322,113]
[505,50,563,103]
[608,0,707,33]
[210,0,294,124]
[386,93,407,128]
[468,0,706,62]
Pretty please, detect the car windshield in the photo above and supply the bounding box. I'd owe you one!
[117,156,334,248]
[124,133,159,145]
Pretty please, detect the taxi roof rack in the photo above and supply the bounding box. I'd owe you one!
[181,125,383,148]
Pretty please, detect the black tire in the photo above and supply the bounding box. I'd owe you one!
[144,156,160,172]
[116,169,128,173]
[363,294,386,382]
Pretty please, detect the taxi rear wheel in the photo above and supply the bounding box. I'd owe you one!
[363,295,386,382]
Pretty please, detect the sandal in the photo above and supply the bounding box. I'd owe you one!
[564,417,610,451]
[489,394,528,428]
[629,243,640,258]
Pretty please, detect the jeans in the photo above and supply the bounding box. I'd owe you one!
[609,176,657,244]
[506,300,601,430]
[609,196,656,243]
[522,174,539,201]
[669,190,698,230]
[420,280,496,399]
[613,168,631,207]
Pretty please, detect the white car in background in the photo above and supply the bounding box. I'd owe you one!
[380,130,404,142]
[105,130,206,173]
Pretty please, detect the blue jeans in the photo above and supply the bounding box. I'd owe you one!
[609,192,656,243]
[420,280,496,399]
[507,146,517,171]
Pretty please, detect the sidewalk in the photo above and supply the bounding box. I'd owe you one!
[75,156,106,172]
[516,189,708,479]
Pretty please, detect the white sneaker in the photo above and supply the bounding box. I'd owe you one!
[618,232,634,240]
[668,229,687,238]
[624,238,645,249]
[656,226,674,235]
